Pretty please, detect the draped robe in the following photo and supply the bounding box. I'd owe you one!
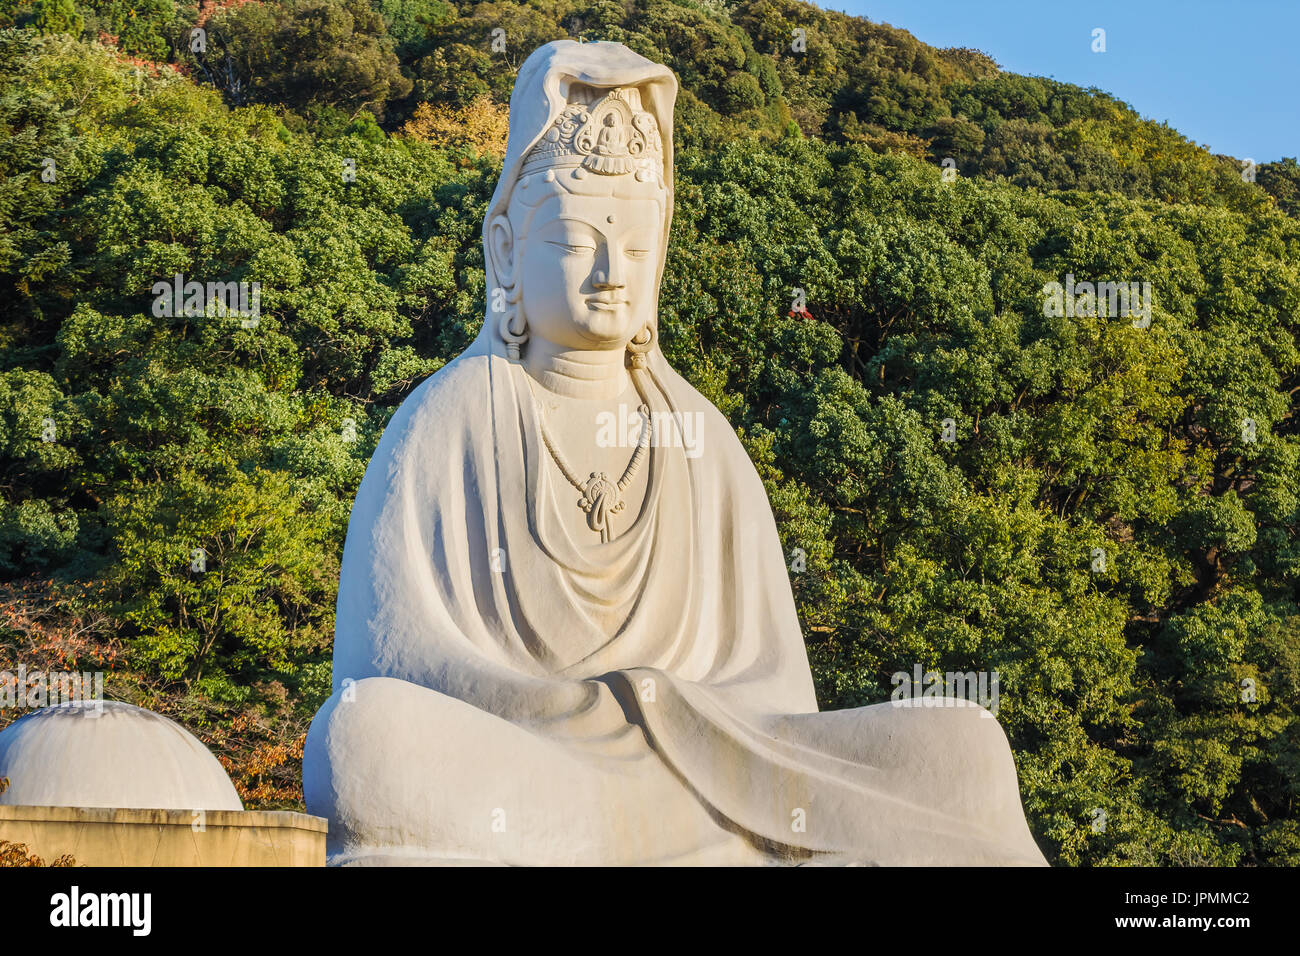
[302,39,1047,866]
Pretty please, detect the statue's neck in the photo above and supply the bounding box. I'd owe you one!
[523,341,630,401]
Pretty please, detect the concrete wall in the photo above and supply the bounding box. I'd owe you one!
[0,805,326,866]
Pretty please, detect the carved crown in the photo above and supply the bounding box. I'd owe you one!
[521,85,664,181]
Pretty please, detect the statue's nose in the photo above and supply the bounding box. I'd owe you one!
[593,245,627,290]
[592,269,625,290]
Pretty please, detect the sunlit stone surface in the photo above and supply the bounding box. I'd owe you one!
[304,39,1048,866]
[0,700,242,811]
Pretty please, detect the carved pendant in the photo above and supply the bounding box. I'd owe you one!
[578,472,626,543]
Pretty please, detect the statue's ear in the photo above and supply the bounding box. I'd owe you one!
[488,214,516,288]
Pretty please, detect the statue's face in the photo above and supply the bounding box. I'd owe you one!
[508,172,664,352]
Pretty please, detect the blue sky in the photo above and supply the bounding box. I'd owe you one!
[824,0,1298,163]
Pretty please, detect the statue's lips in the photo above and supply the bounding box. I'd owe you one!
[586,299,628,311]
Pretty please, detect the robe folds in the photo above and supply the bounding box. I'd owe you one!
[303,340,1048,866]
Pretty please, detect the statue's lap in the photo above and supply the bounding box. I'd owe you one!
[305,676,769,865]
[306,675,1030,866]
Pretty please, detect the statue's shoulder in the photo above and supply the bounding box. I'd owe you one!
[659,365,741,433]
[656,365,763,477]
[365,351,495,477]
[388,351,492,428]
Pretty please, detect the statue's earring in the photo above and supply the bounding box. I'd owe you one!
[626,322,655,369]
[499,300,527,360]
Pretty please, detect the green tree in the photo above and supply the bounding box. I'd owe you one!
[31,0,80,35]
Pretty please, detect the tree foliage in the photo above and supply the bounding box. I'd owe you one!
[0,3,1296,866]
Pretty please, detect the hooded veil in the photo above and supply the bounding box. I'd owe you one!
[310,41,1047,866]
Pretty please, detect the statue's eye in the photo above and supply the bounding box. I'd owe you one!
[626,249,650,260]
[546,240,595,255]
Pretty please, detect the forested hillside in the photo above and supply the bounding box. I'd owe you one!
[1,0,1297,866]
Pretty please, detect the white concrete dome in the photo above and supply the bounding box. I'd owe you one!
[0,701,243,810]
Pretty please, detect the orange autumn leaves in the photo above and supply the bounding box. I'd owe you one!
[402,95,509,162]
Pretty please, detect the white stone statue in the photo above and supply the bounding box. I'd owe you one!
[303,40,1048,866]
